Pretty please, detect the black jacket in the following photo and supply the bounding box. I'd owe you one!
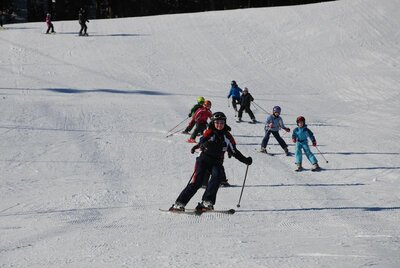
[240,93,254,108]
[194,126,247,165]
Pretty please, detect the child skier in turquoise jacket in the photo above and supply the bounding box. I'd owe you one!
[292,116,320,171]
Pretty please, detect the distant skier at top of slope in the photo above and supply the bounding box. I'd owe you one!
[259,105,291,155]
[237,87,256,123]
[227,80,242,115]
[78,8,89,36]
[45,13,55,34]
[182,96,205,135]
[170,112,252,212]
[292,116,320,171]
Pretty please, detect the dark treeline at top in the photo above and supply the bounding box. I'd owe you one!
[26,0,336,22]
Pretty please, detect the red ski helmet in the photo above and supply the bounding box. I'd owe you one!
[296,116,305,125]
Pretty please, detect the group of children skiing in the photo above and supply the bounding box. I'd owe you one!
[168,80,321,213]
[43,8,89,36]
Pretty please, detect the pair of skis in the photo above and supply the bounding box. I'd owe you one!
[159,208,235,216]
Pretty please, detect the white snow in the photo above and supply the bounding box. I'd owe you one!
[1,0,400,267]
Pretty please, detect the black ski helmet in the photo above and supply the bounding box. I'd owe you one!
[231,80,237,86]
[211,112,227,122]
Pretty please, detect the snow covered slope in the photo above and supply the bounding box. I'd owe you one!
[1,0,399,267]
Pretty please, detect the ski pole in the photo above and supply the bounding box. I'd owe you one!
[253,102,270,114]
[237,165,249,208]
[252,102,258,111]
[165,126,186,138]
[315,145,329,163]
[186,170,196,186]
[166,117,189,137]
[227,98,230,107]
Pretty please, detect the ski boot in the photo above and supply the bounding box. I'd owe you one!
[295,163,303,172]
[311,163,321,171]
[259,147,267,154]
[195,201,214,212]
[236,117,242,123]
[181,130,190,135]
[284,147,290,156]
[169,202,185,212]
[220,180,231,187]
[187,138,196,143]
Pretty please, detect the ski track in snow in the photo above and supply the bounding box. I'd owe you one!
[1,0,400,267]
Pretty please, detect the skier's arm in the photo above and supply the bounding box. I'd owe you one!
[280,118,290,132]
[229,145,252,165]
[227,88,232,98]
[306,128,316,145]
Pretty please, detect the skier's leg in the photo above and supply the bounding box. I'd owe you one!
[246,107,255,120]
[176,159,208,205]
[237,106,245,119]
[303,143,318,165]
[190,124,200,140]
[272,131,288,149]
[295,142,303,165]
[231,99,237,111]
[261,130,272,148]
[202,165,223,204]
[184,120,195,132]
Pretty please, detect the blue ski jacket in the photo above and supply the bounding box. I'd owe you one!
[227,85,243,100]
[292,125,316,144]
[264,114,287,132]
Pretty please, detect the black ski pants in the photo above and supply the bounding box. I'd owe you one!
[46,23,54,33]
[79,22,87,35]
[238,105,255,120]
[176,156,224,205]
[261,130,288,150]
[231,97,240,111]
[190,122,207,140]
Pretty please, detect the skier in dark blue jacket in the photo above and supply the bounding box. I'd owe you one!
[227,80,243,114]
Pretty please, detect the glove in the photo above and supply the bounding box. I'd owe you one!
[191,144,199,154]
[285,128,290,132]
[244,157,252,165]
[292,138,296,143]
[312,141,317,147]
[268,123,274,128]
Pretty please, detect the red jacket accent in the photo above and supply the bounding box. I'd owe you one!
[192,107,212,124]
[202,128,236,146]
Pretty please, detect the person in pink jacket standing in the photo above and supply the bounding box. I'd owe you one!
[45,13,55,34]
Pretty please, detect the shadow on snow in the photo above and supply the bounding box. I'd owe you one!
[237,206,400,213]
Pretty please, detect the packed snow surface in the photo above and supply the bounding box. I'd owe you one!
[1,0,399,267]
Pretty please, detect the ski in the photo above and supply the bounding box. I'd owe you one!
[159,208,235,215]
[255,149,274,156]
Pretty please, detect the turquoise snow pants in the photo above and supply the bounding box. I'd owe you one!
[295,141,317,165]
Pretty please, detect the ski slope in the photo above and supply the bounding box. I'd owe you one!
[1,0,399,267]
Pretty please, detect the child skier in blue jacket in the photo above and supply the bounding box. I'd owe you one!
[227,80,243,113]
[292,116,320,171]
